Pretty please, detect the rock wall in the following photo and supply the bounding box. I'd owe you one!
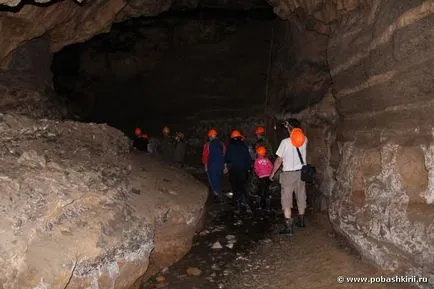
[0,0,185,68]
[268,0,434,286]
[268,13,331,114]
[0,113,207,289]
[0,0,270,69]
[0,37,66,119]
[327,0,434,285]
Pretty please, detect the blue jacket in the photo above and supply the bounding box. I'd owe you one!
[225,138,252,170]
[202,138,226,169]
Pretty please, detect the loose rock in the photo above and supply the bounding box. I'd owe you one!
[186,266,202,276]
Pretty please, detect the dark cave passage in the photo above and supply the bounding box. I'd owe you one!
[51,7,278,138]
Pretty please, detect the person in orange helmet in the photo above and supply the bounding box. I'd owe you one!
[254,146,273,211]
[133,127,149,152]
[159,126,175,161]
[225,129,253,214]
[173,132,187,167]
[202,129,226,202]
[254,126,273,160]
[269,118,308,238]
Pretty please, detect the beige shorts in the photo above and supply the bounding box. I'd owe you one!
[279,171,306,211]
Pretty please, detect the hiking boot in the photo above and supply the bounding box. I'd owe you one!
[279,218,294,236]
[295,215,305,228]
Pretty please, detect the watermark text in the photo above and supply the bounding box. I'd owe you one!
[337,275,429,284]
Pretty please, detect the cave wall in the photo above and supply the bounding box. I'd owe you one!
[269,0,434,286]
[0,0,189,69]
[327,0,434,283]
[0,37,66,119]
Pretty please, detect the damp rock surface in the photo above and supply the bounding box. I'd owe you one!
[326,1,434,286]
[0,113,207,289]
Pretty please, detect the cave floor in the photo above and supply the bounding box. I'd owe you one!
[142,166,418,289]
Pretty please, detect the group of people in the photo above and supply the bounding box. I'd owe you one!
[201,127,274,214]
[133,126,187,167]
[202,118,308,237]
[134,118,309,238]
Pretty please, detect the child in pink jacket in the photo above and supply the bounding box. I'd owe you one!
[254,146,273,211]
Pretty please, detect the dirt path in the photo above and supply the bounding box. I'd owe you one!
[227,215,418,289]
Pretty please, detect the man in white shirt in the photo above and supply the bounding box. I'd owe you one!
[270,118,307,237]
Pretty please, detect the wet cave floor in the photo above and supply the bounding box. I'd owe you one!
[142,165,418,289]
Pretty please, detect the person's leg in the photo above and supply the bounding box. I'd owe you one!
[208,167,223,200]
[279,172,296,236]
[264,179,272,211]
[239,170,251,212]
[230,169,242,211]
[295,173,307,227]
[257,178,266,209]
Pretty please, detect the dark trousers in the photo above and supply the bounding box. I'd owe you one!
[257,177,271,208]
[229,168,249,208]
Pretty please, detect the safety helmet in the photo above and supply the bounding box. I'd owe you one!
[230,130,242,139]
[208,129,218,137]
[290,128,305,148]
[255,126,265,135]
[134,128,142,136]
[142,133,149,139]
[162,126,170,134]
[256,146,266,156]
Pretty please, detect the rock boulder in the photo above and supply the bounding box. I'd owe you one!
[0,113,207,289]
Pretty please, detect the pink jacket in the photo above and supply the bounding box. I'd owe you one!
[254,156,273,178]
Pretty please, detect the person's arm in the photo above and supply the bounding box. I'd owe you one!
[270,140,284,180]
[202,143,209,169]
[270,157,282,177]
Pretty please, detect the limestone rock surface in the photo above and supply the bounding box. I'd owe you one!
[268,0,434,285]
[0,113,207,289]
[327,0,434,287]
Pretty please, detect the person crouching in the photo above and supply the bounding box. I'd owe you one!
[254,146,273,211]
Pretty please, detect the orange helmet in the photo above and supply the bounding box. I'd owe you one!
[134,128,142,136]
[208,129,218,137]
[290,128,306,148]
[230,130,242,138]
[255,126,265,135]
[162,126,170,134]
[256,146,266,156]
[142,133,149,139]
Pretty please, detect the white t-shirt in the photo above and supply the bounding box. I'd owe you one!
[275,137,308,171]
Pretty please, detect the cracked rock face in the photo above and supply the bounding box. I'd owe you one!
[326,0,434,287]
[268,0,434,286]
[0,113,207,289]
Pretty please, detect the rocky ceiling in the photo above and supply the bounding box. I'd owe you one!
[0,0,368,69]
